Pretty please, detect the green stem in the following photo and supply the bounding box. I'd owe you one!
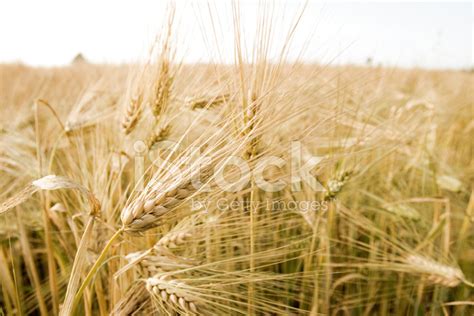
[70,227,124,315]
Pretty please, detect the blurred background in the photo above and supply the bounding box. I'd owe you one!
[0,0,471,69]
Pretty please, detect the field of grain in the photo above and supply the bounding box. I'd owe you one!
[0,9,473,316]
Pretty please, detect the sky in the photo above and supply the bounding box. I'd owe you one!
[0,1,471,69]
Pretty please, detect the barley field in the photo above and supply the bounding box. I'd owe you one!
[0,6,473,316]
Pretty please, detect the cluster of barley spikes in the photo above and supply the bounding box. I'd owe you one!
[0,4,473,316]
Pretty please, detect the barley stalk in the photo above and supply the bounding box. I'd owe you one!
[146,275,199,314]
[146,124,171,149]
[187,93,229,110]
[405,254,465,287]
[120,164,212,233]
[121,94,143,135]
[120,181,196,232]
[324,171,352,201]
[152,62,173,118]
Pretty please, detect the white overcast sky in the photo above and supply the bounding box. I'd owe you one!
[0,1,472,69]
